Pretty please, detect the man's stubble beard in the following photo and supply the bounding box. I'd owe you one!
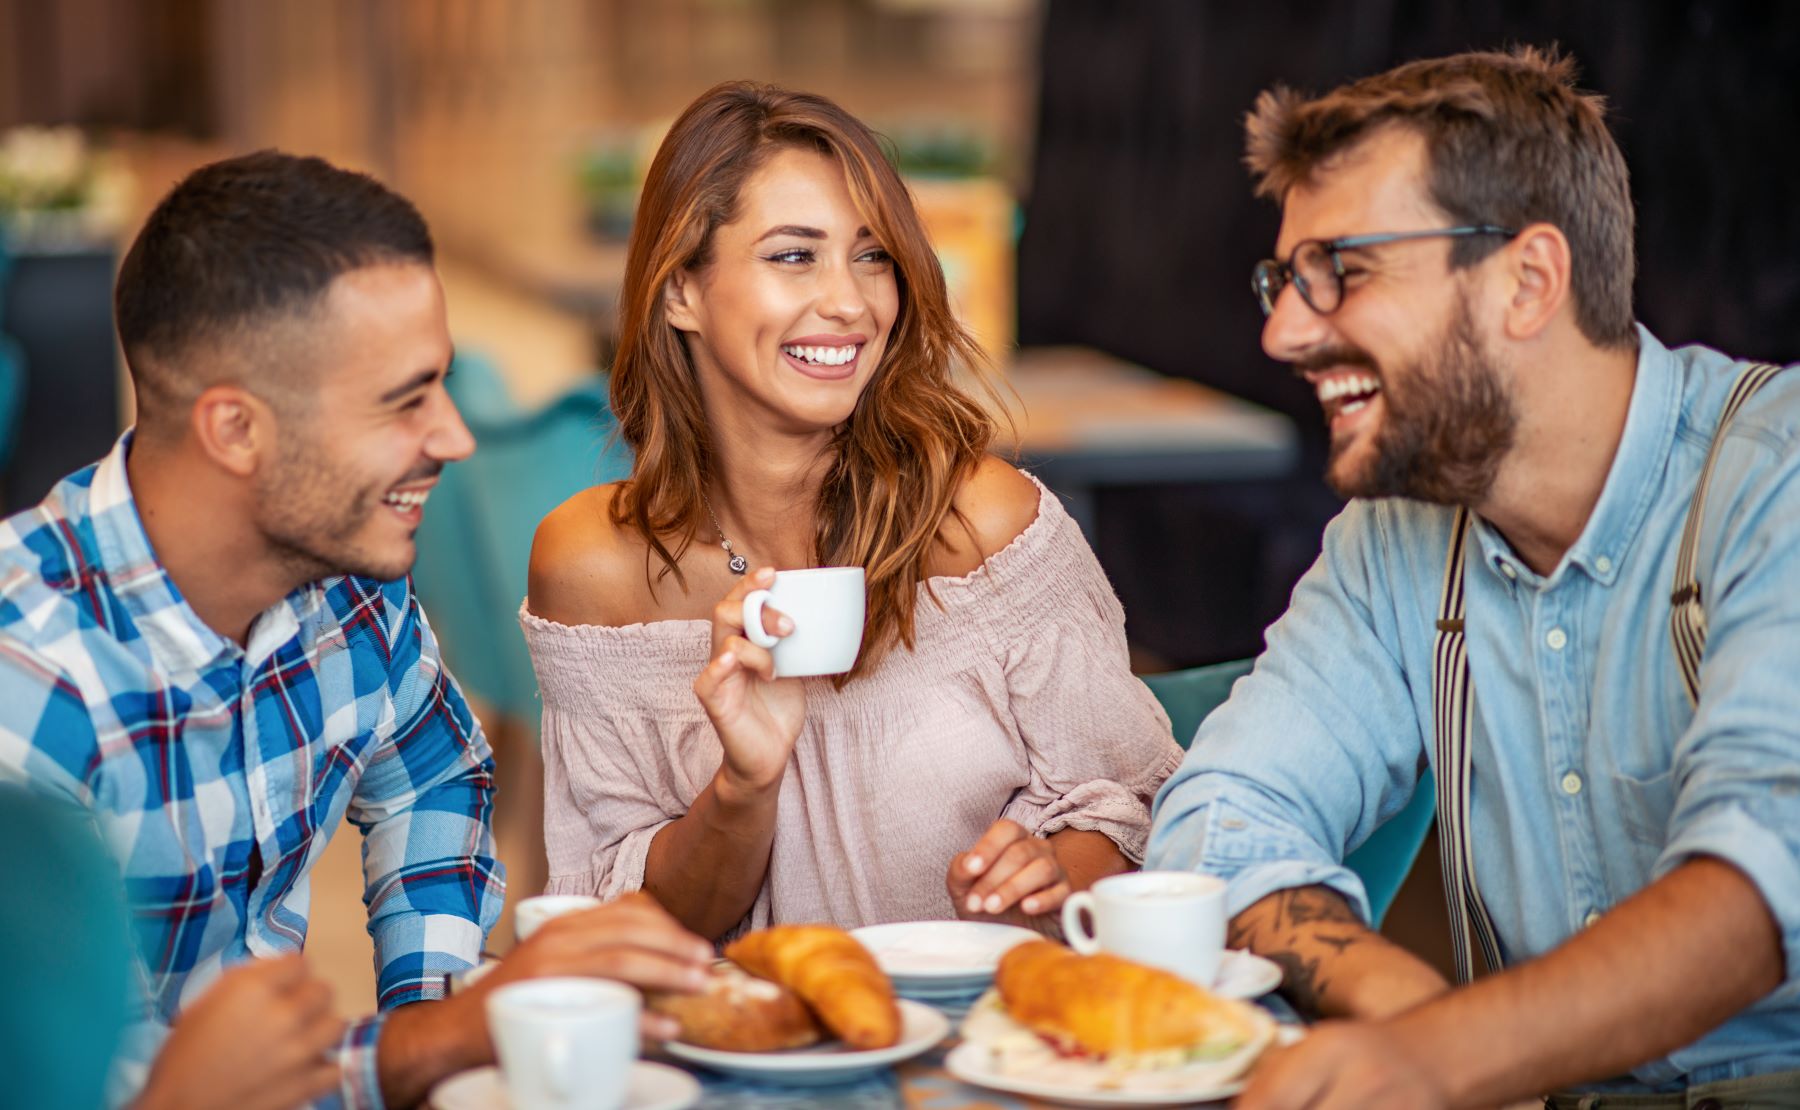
[1327,294,1518,507]
[254,430,415,585]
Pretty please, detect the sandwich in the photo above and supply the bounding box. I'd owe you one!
[962,940,1272,1077]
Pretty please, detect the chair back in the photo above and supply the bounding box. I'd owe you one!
[1142,661,1435,926]
[410,352,632,720]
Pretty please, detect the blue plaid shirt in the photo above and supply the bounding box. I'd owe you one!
[0,434,505,1108]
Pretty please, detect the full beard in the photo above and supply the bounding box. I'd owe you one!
[1327,299,1517,506]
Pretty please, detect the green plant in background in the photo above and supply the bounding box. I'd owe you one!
[884,123,995,179]
[0,127,129,245]
[577,133,643,242]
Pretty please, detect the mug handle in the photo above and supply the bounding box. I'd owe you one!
[740,589,781,649]
[1061,892,1102,955]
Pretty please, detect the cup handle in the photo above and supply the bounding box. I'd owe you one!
[740,589,781,649]
[1061,892,1101,955]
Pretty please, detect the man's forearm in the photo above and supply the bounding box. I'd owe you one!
[376,994,488,1109]
[1387,857,1784,1107]
[1231,884,1450,1019]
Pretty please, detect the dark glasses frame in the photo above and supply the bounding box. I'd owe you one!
[1252,225,1518,316]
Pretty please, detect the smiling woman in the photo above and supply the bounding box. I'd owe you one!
[521,82,1183,945]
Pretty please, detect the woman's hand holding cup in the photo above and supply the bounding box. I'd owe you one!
[693,566,806,799]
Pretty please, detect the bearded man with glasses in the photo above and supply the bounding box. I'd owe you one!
[1148,47,1800,1109]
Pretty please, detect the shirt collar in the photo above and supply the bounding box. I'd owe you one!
[1475,325,1679,589]
[89,431,240,675]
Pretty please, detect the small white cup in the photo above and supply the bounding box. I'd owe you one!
[740,566,866,678]
[515,894,603,942]
[1061,870,1228,988]
[486,977,639,1110]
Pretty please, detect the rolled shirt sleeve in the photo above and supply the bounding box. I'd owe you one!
[1147,500,1436,925]
[1655,437,1800,992]
[341,582,505,1108]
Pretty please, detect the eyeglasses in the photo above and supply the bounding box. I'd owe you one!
[1252,225,1517,317]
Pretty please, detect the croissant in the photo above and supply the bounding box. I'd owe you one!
[995,940,1260,1059]
[724,924,901,1050]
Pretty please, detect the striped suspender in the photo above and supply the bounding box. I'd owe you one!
[1432,506,1504,983]
[1670,361,1785,705]
[1431,360,1784,984]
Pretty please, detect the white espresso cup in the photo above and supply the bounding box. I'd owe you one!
[1061,870,1228,988]
[514,894,603,942]
[486,977,639,1110]
[740,566,866,678]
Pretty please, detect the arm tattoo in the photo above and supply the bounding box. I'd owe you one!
[1232,886,1375,1020]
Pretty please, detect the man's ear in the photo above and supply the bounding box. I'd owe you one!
[664,268,702,333]
[1500,222,1572,342]
[189,385,275,478]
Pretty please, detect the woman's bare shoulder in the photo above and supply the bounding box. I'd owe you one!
[928,456,1044,578]
[527,483,660,627]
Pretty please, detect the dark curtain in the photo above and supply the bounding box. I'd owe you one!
[1019,0,1800,668]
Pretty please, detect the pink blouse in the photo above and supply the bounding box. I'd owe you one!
[520,478,1183,934]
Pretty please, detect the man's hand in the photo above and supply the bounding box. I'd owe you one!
[1236,1021,1449,1110]
[378,893,713,1107]
[136,955,344,1110]
[468,893,713,1039]
[948,819,1071,921]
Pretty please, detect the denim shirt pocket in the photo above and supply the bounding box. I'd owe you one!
[1612,768,1677,847]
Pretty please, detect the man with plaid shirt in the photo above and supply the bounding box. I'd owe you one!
[0,152,711,1110]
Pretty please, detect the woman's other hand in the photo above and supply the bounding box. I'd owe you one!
[947,819,1072,923]
[693,566,806,798]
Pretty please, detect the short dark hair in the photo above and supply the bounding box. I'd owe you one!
[1245,46,1636,350]
[114,150,434,425]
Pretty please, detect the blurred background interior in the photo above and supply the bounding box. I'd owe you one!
[2,0,1794,1021]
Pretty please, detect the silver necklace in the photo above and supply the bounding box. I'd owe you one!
[702,497,749,575]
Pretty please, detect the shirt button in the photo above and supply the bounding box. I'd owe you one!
[1499,563,1518,580]
[1546,628,1568,651]
[1595,556,1613,574]
[1583,909,1602,928]
[1561,771,1583,795]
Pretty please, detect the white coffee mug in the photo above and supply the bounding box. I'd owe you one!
[740,566,866,678]
[515,894,603,941]
[1061,870,1228,988]
[486,977,639,1110]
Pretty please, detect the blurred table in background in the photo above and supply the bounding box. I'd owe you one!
[1003,346,1298,537]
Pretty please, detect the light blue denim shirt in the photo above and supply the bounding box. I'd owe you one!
[1148,327,1800,1088]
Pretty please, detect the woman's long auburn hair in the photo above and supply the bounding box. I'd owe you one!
[609,80,1006,681]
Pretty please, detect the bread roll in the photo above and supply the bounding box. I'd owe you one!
[646,963,822,1052]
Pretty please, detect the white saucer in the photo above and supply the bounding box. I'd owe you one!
[661,997,948,1087]
[1212,949,1284,1000]
[850,921,1041,1000]
[428,1060,699,1110]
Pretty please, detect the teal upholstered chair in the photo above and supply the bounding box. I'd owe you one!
[1142,659,1435,926]
[410,352,633,720]
[0,786,133,1109]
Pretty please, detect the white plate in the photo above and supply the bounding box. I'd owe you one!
[945,995,1288,1107]
[428,1060,699,1110]
[850,921,1042,998]
[1212,949,1284,1000]
[661,997,948,1087]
